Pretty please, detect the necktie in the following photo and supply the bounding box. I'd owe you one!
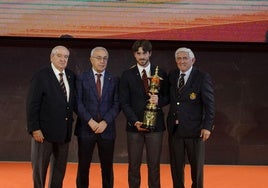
[59,73,67,98]
[142,69,149,93]
[96,73,102,99]
[178,73,185,90]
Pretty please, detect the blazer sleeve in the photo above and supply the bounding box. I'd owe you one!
[76,74,93,123]
[26,73,43,133]
[201,73,215,131]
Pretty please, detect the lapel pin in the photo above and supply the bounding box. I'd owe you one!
[189,92,196,100]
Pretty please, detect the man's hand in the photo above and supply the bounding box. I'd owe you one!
[32,130,44,143]
[200,129,211,141]
[95,121,108,134]
[148,93,158,105]
[88,118,99,132]
[134,121,149,132]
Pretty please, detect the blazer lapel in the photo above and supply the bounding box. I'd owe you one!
[48,67,67,100]
[101,71,111,99]
[179,67,196,95]
[88,70,99,100]
[185,67,196,89]
[133,66,146,94]
[66,70,74,101]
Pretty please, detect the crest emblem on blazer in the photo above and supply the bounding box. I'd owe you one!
[189,92,196,100]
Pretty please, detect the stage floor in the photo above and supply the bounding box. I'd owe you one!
[0,162,267,188]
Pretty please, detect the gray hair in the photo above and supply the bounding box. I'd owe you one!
[175,47,195,60]
[90,47,109,57]
[50,45,69,56]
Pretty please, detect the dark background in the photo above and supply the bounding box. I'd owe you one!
[0,36,267,165]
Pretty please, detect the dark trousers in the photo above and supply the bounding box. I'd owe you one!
[127,132,163,188]
[168,135,205,188]
[76,135,115,188]
[31,139,69,188]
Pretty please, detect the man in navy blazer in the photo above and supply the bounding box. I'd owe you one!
[75,47,120,188]
[167,47,215,188]
[26,45,76,188]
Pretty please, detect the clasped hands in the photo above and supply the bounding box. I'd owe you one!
[88,118,107,134]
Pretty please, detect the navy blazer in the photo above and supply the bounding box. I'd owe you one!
[167,67,215,138]
[26,66,76,143]
[119,65,169,132]
[75,70,120,140]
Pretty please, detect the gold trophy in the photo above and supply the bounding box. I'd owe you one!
[141,66,163,131]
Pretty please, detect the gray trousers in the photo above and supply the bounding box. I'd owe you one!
[168,135,205,188]
[127,131,163,188]
[31,139,69,188]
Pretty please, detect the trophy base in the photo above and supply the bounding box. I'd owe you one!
[140,124,156,131]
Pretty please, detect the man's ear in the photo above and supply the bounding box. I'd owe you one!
[192,57,196,64]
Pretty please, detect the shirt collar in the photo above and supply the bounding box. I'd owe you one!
[51,63,66,76]
[180,66,193,77]
[92,68,105,77]
[137,63,151,76]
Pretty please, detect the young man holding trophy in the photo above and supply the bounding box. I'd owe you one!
[119,40,169,188]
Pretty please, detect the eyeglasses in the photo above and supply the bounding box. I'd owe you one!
[92,56,108,61]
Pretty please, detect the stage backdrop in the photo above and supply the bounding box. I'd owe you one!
[0,37,268,165]
[0,0,268,42]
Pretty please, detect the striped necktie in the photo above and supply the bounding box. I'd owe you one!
[59,73,67,98]
[178,73,185,91]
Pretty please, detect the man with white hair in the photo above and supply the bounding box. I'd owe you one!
[26,45,76,188]
[167,47,215,188]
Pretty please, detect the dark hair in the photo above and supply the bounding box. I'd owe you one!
[132,40,152,53]
[60,34,74,38]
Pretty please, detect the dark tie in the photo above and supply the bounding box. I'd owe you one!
[96,73,102,99]
[142,69,149,93]
[178,73,185,90]
[59,73,67,98]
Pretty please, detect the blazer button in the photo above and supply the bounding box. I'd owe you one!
[65,118,68,121]
[177,102,180,105]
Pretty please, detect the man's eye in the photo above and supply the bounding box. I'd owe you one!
[56,54,68,59]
